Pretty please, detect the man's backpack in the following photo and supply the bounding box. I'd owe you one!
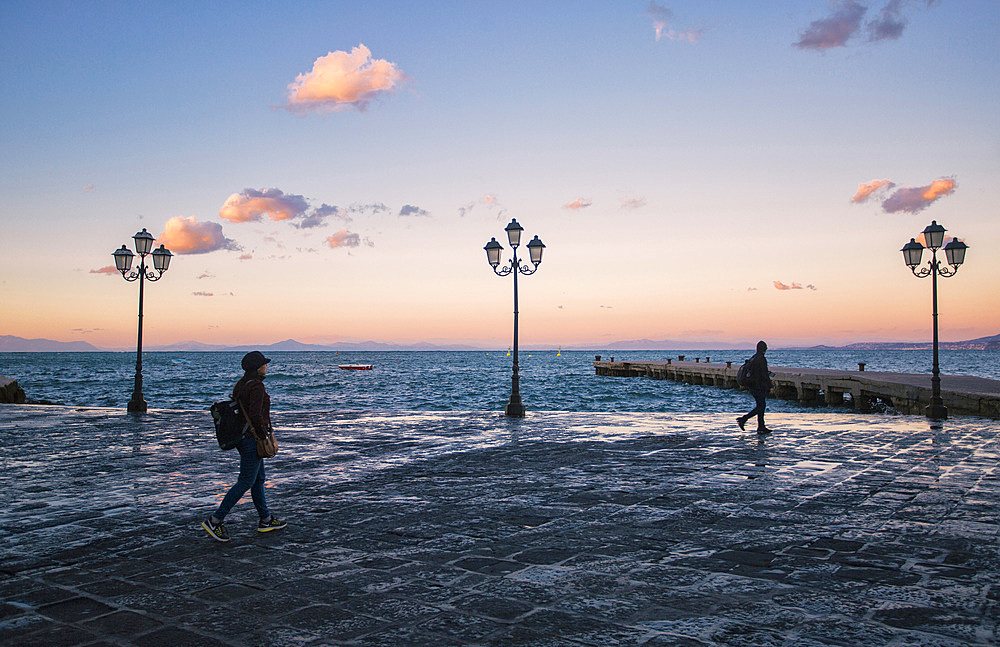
[736,358,754,388]
[210,400,248,450]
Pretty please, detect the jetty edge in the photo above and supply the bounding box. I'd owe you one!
[593,358,1000,419]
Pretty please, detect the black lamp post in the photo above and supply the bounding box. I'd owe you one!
[113,228,173,413]
[901,220,968,420]
[484,219,546,417]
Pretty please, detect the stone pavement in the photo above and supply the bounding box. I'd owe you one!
[1,404,999,646]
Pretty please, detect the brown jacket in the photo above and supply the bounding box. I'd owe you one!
[233,375,271,436]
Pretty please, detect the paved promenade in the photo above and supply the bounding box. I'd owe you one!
[2,405,999,646]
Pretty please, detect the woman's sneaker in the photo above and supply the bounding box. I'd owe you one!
[258,516,287,532]
[201,517,230,542]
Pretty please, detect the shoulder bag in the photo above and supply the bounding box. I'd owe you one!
[238,395,278,458]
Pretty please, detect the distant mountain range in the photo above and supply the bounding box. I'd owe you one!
[0,335,481,352]
[2,333,998,352]
[0,335,104,351]
[799,333,1000,351]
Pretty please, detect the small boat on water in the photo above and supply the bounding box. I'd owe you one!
[338,364,373,370]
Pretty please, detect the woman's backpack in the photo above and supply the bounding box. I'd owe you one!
[209,400,247,450]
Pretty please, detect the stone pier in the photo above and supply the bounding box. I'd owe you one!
[594,360,1000,418]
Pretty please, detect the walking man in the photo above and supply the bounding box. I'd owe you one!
[737,340,773,435]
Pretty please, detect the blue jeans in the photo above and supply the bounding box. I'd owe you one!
[214,435,270,521]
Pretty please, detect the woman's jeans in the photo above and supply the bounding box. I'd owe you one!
[214,435,269,521]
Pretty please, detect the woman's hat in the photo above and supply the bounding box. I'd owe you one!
[241,351,271,372]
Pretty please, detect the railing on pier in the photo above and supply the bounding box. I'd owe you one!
[593,357,1000,419]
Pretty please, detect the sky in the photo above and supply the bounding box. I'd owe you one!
[2,0,998,349]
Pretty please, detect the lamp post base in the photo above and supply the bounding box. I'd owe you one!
[925,403,947,420]
[503,391,524,418]
[127,398,148,413]
[504,399,525,418]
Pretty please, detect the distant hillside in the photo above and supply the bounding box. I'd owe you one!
[810,333,1000,351]
[578,338,753,351]
[147,341,229,352]
[215,339,481,352]
[0,335,103,352]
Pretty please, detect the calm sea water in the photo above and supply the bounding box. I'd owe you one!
[2,349,997,414]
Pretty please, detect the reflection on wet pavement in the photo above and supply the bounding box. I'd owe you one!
[1,405,998,645]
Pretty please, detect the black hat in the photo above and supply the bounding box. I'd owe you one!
[241,351,271,372]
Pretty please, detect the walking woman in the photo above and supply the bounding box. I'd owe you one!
[202,351,286,541]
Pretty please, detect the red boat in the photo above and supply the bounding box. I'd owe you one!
[338,364,373,370]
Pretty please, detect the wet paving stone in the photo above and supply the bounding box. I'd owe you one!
[36,596,116,623]
[2,405,999,645]
[5,622,102,646]
[131,625,222,647]
[82,609,164,637]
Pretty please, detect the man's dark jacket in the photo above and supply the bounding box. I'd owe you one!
[749,352,772,394]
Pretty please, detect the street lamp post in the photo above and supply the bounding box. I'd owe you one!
[484,219,546,417]
[113,228,173,413]
[901,220,968,420]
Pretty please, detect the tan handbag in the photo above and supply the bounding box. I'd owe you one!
[239,398,278,458]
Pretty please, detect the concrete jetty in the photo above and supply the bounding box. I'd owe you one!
[594,358,1000,419]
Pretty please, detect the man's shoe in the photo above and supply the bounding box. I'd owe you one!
[258,516,287,532]
[756,427,772,435]
[202,517,230,542]
[736,417,746,431]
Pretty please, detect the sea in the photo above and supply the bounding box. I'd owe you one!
[2,349,997,415]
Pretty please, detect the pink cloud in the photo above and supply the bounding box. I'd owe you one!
[563,197,593,210]
[774,281,804,291]
[159,216,236,255]
[795,1,866,50]
[646,2,673,41]
[458,194,507,219]
[90,265,118,275]
[239,253,253,261]
[326,229,361,249]
[882,178,957,214]
[665,28,705,43]
[219,188,309,223]
[192,291,213,297]
[646,2,705,44]
[851,179,896,203]
[286,44,407,113]
[621,197,647,210]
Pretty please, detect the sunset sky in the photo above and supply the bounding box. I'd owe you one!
[2,1,998,349]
